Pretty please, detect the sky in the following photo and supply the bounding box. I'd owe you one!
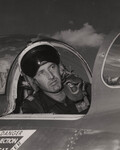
[0,0,120,35]
[0,0,120,75]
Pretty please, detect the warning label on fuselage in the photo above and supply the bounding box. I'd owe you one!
[0,130,36,150]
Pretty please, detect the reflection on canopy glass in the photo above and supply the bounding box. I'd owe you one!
[103,34,120,86]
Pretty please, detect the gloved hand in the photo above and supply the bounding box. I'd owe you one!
[63,74,85,102]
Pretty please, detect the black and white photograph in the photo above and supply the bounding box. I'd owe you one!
[0,0,120,149]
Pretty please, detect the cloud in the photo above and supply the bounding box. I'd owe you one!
[107,56,120,68]
[0,46,17,53]
[52,23,105,48]
[0,54,15,72]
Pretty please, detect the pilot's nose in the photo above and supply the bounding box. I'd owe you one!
[47,71,54,79]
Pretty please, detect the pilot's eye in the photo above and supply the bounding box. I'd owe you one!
[51,64,56,69]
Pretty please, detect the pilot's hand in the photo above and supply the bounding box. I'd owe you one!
[63,74,85,102]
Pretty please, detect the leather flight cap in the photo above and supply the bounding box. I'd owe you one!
[21,45,60,78]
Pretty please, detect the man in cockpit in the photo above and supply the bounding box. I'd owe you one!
[20,44,91,114]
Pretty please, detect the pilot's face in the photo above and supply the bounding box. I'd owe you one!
[34,62,62,93]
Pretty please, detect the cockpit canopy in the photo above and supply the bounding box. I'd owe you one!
[0,37,92,117]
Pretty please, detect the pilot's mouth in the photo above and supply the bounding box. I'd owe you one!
[50,79,58,86]
[67,83,80,94]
